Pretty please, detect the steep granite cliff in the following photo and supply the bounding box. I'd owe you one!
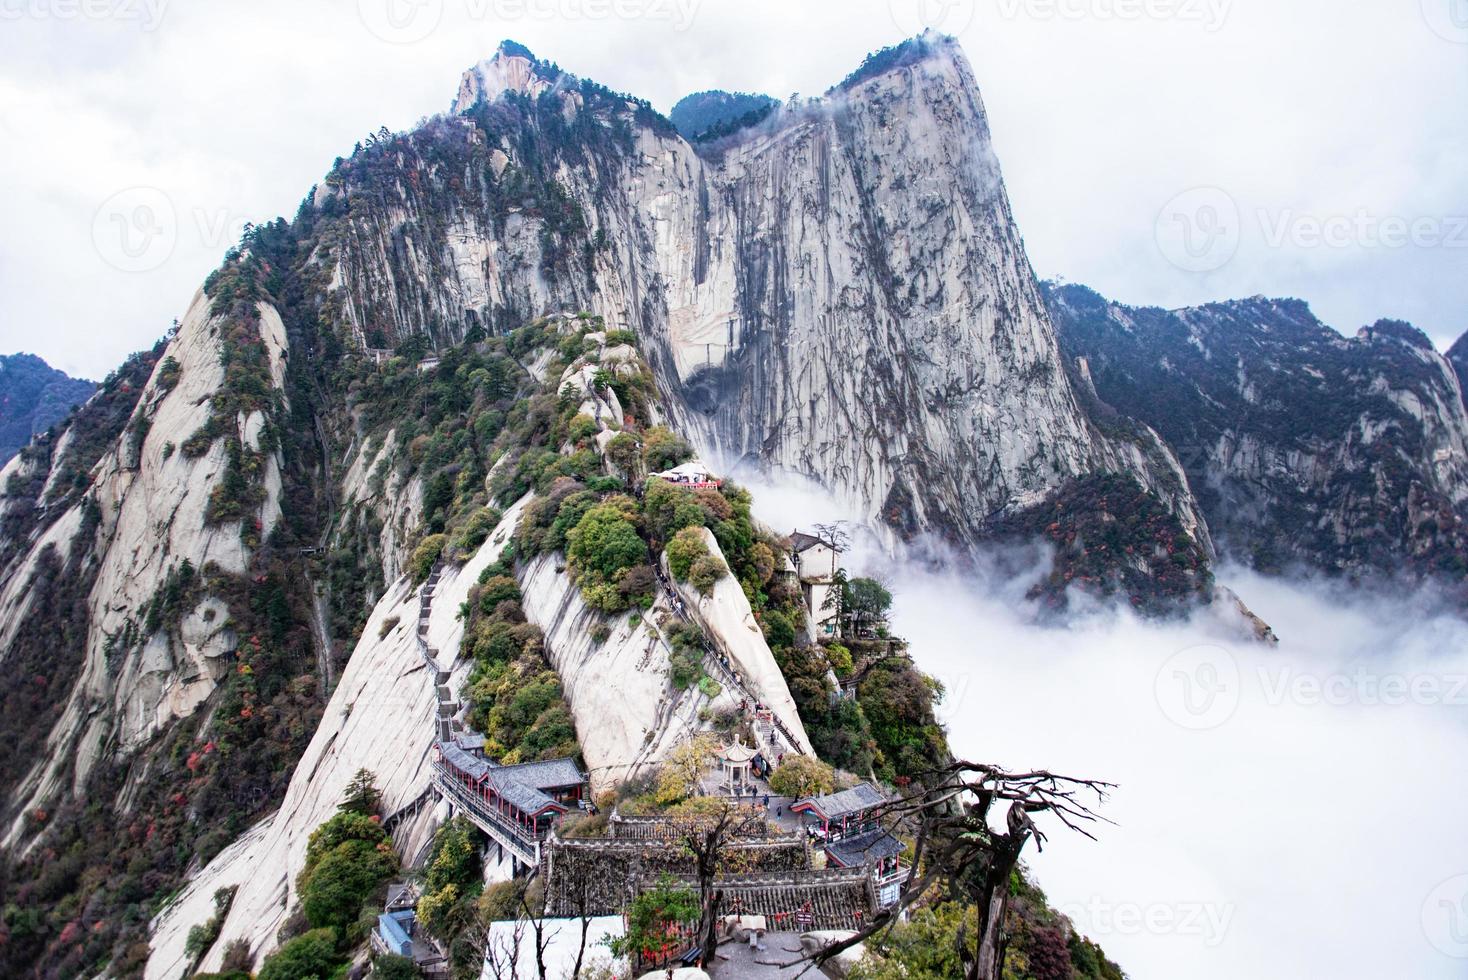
[1047,283,1468,580]
[320,35,1207,566]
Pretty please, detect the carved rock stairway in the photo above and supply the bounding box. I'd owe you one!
[652,566,805,758]
[416,562,458,742]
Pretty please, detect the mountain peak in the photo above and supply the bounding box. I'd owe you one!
[830,30,963,93]
[451,39,561,114]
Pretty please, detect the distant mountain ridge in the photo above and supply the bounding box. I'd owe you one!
[668,89,776,140]
[1449,330,1468,413]
[0,353,94,464]
[1047,283,1468,582]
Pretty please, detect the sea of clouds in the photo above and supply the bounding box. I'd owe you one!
[743,472,1468,980]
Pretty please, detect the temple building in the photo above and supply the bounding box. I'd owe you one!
[788,530,841,639]
[432,735,587,869]
[792,783,908,908]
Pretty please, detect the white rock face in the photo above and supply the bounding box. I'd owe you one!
[336,427,425,585]
[519,550,736,792]
[662,528,813,756]
[332,35,1202,557]
[146,498,526,977]
[2,289,290,849]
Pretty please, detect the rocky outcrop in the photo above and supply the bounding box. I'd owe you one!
[146,502,517,976]
[321,36,1204,565]
[1048,283,1468,578]
[662,528,812,755]
[1449,330,1468,415]
[519,550,739,792]
[1,288,291,849]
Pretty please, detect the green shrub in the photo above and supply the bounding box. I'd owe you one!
[184,886,236,962]
[768,755,835,798]
[697,675,722,699]
[417,818,481,938]
[451,507,501,556]
[606,431,641,475]
[669,648,703,690]
[688,554,727,595]
[257,928,340,980]
[369,953,420,979]
[299,838,395,937]
[566,412,600,444]
[410,534,447,582]
[665,527,709,581]
[302,810,388,873]
[825,643,853,676]
[477,575,522,613]
[566,503,647,581]
[641,426,692,472]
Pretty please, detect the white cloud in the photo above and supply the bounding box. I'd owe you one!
[743,469,1468,980]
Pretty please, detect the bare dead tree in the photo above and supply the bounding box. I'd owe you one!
[799,760,1114,980]
[674,801,773,968]
[519,891,551,980]
[812,522,850,553]
[466,884,556,980]
[478,914,526,980]
[565,867,596,980]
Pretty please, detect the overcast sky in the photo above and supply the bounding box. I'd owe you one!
[1,0,1465,380]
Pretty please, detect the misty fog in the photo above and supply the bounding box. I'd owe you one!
[744,471,1468,980]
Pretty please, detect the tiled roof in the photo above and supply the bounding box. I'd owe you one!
[793,782,886,820]
[494,757,584,791]
[788,531,829,553]
[377,910,414,956]
[826,828,903,868]
[441,742,489,781]
[488,768,560,815]
[440,741,570,815]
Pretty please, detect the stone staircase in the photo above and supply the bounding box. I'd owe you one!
[416,562,458,742]
[651,566,805,758]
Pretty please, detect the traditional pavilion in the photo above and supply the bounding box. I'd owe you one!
[792,782,907,907]
[650,460,722,488]
[716,738,759,794]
